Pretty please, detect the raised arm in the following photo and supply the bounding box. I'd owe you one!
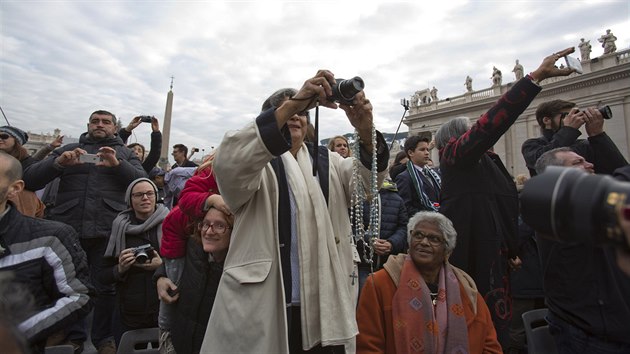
[442,48,577,166]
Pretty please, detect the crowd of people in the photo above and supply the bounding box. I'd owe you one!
[1,46,630,354]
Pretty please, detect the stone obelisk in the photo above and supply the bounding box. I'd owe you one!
[159,77,174,170]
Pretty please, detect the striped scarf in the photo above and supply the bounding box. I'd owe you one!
[406,160,441,211]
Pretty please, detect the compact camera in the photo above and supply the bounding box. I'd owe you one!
[192,148,199,152]
[521,166,629,248]
[132,244,155,264]
[79,153,101,164]
[328,77,365,105]
[139,116,153,123]
[564,55,583,74]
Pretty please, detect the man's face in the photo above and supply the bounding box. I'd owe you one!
[545,109,572,132]
[0,172,22,208]
[557,151,595,174]
[171,148,185,161]
[153,175,165,188]
[88,113,117,140]
[408,141,430,167]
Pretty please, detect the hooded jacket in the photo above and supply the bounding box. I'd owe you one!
[22,132,146,238]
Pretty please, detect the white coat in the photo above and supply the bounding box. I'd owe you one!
[201,113,387,353]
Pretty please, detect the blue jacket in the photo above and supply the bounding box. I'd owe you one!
[357,186,409,268]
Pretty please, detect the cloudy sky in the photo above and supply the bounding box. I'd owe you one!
[1,1,628,163]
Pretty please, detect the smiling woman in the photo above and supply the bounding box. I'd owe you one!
[357,211,502,354]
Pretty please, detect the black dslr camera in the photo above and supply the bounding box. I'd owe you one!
[139,115,153,123]
[520,166,629,248]
[328,77,365,105]
[132,244,155,264]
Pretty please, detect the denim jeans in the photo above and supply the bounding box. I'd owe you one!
[547,311,630,354]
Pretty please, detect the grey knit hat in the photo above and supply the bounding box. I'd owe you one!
[0,126,28,146]
[125,177,159,207]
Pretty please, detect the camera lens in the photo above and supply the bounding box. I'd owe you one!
[599,105,612,120]
[521,166,630,245]
[135,250,149,263]
[328,77,364,105]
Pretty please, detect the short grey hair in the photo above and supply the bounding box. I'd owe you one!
[534,147,573,174]
[261,88,298,112]
[407,211,457,252]
[435,117,470,150]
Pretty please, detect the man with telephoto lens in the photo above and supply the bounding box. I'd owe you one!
[531,148,630,354]
[521,99,627,177]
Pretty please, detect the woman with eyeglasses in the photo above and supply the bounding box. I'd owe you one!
[356,211,501,354]
[101,177,170,346]
[0,125,46,217]
[153,206,233,354]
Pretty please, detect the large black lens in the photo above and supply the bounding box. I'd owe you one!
[599,105,613,120]
[521,166,630,246]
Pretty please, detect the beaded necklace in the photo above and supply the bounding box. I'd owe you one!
[350,124,380,274]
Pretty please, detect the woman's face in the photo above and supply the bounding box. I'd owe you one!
[0,133,16,152]
[199,208,232,258]
[131,145,144,160]
[130,181,156,220]
[408,221,448,271]
[332,138,349,158]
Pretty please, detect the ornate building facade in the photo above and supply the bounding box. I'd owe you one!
[404,48,630,177]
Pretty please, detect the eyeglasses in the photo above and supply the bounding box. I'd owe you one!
[0,133,11,140]
[198,222,231,234]
[410,230,445,246]
[131,191,156,199]
[89,118,114,125]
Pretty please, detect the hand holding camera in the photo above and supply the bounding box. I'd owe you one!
[55,148,86,167]
[562,109,587,130]
[583,107,605,137]
[95,146,119,167]
[126,116,143,132]
[529,47,577,82]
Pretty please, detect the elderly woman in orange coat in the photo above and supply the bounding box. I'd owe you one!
[356,211,501,353]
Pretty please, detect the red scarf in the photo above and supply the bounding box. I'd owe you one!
[392,257,469,353]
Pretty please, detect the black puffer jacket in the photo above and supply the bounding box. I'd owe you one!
[171,238,223,354]
[23,133,146,238]
[0,204,92,348]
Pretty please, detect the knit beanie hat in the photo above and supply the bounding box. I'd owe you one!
[125,177,159,207]
[0,126,28,146]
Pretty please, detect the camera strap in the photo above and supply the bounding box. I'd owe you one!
[312,102,320,176]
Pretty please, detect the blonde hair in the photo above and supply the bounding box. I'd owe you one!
[327,136,352,157]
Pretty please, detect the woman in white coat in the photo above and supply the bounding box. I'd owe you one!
[202,70,389,354]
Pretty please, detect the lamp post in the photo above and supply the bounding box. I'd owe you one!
[390,98,410,151]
